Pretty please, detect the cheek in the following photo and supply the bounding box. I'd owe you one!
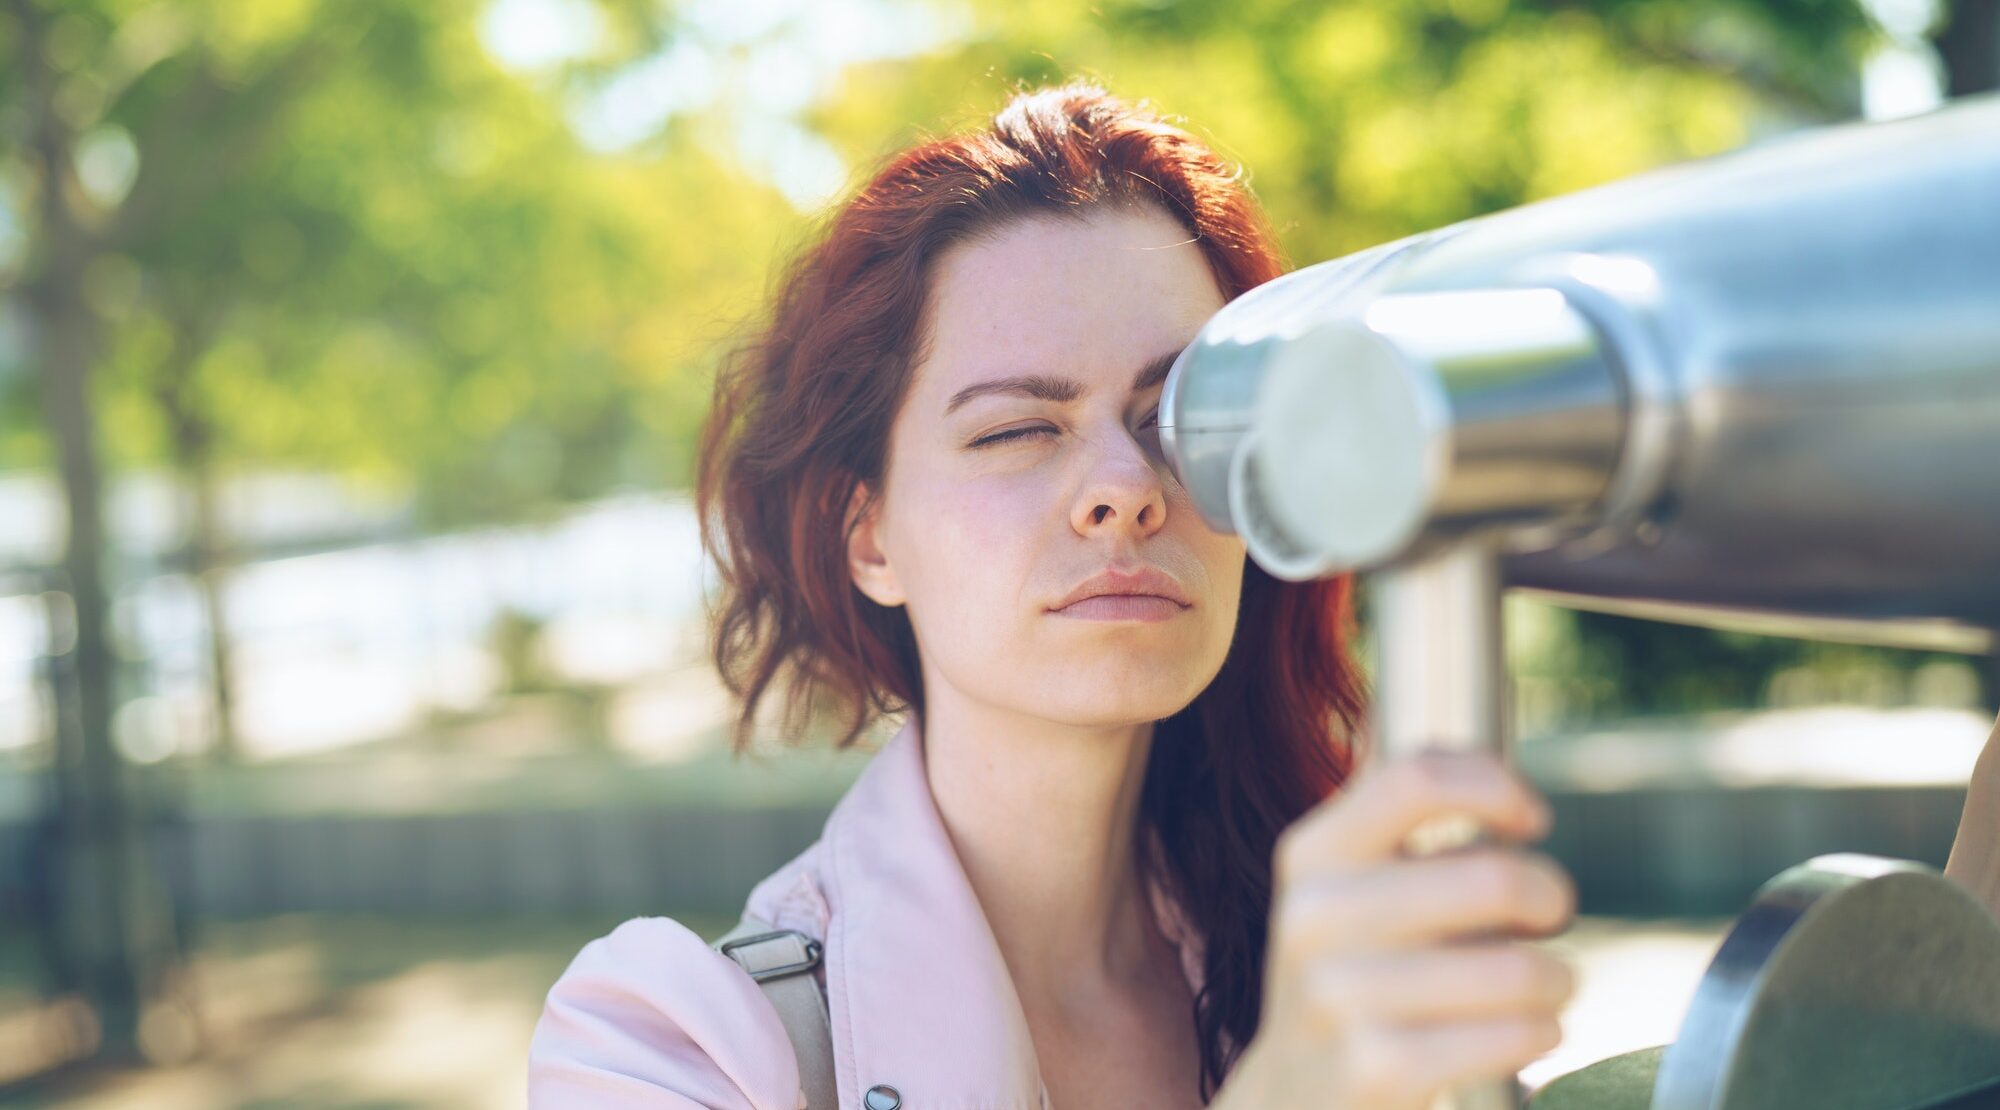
[1189,530,1250,628]
[893,475,1049,609]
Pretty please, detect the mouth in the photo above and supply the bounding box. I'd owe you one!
[1049,594,1189,622]
[1050,565,1194,613]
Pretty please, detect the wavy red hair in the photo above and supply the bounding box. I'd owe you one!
[694,80,1370,1099]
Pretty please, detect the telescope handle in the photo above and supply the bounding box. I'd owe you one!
[1373,548,1530,1110]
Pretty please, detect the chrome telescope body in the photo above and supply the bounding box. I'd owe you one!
[1159,91,2000,653]
[1159,93,2000,1110]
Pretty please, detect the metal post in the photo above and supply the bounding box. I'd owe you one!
[1370,545,1521,1110]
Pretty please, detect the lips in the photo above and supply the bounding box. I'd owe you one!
[1051,566,1193,611]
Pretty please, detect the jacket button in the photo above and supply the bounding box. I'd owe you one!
[864,1085,901,1110]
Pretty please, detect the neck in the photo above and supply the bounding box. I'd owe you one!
[916,700,1162,1013]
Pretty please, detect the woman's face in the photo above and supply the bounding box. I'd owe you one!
[846,201,1249,728]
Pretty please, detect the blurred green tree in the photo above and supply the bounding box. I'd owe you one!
[802,0,1882,264]
[3,0,796,758]
[0,0,792,1070]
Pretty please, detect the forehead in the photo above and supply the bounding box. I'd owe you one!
[915,204,1226,393]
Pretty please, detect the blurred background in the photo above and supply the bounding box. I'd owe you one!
[1,0,1997,1105]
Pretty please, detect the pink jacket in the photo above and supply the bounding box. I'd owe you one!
[527,715,1212,1109]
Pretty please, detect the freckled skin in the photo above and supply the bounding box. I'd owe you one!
[846,202,1250,728]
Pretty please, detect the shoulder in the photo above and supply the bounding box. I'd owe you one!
[743,836,833,940]
[528,915,805,1109]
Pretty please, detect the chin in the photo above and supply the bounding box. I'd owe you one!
[1038,673,1207,724]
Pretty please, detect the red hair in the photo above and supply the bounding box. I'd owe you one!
[695,80,1369,1099]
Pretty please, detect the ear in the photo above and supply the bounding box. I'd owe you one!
[845,481,906,608]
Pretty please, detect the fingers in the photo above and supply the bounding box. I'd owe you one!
[1276,750,1551,885]
[1302,940,1577,1025]
[1342,1015,1566,1107]
[1249,748,1580,1110]
[1273,846,1577,956]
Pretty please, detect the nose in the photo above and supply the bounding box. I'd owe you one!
[1069,424,1170,538]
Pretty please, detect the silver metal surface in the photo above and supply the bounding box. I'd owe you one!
[1157,91,2000,1110]
[1371,547,1524,1110]
[1163,91,2000,648]
[1160,231,1446,536]
[1653,854,2000,1110]
[1234,287,1626,580]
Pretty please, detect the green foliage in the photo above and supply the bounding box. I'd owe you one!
[1500,593,1992,732]
[5,0,1947,723]
[2,0,796,528]
[807,0,1879,264]
[0,0,1888,518]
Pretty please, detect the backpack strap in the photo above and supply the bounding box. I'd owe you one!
[713,912,837,1110]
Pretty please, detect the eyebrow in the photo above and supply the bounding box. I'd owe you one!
[944,347,1185,416]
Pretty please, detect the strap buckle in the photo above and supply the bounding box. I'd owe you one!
[719,929,824,983]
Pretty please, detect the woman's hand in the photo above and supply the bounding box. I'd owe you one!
[1944,708,2000,918]
[1213,749,1579,1110]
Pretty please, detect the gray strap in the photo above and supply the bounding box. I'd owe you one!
[713,913,837,1110]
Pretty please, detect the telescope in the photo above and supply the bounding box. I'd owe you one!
[1159,91,2000,1110]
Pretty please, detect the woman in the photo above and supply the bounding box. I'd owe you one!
[528,81,1578,1109]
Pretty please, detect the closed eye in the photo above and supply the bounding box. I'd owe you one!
[971,424,1054,448]
[971,408,1159,450]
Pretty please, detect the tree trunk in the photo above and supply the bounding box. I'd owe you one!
[27,200,157,1069]
[188,447,242,764]
[1934,0,2000,97]
[13,0,186,1068]
[158,327,243,765]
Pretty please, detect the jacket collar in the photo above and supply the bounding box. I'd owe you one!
[816,713,1207,1110]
